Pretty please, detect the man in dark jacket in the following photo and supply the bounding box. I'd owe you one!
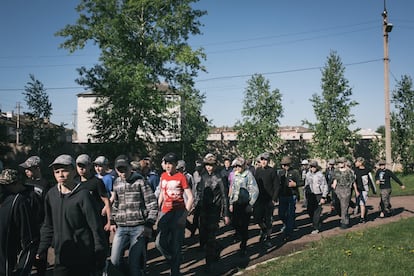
[375,160,405,218]
[278,156,301,241]
[0,169,38,276]
[36,154,108,276]
[194,153,230,272]
[253,152,280,248]
[19,156,51,276]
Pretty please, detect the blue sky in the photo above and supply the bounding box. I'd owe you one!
[1,0,413,131]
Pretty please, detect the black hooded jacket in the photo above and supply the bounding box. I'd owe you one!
[37,183,107,269]
[0,191,37,276]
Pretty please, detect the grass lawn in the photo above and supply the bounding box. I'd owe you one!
[387,174,414,196]
[241,217,414,275]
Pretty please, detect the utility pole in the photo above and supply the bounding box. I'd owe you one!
[16,102,21,145]
[382,0,393,169]
[382,0,393,168]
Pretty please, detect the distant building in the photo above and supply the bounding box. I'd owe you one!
[0,111,72,144]
[75,84,181,143]
[206,126,381,142]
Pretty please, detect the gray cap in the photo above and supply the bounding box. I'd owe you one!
[0,169,18,185]
[260,152,270,160]
[328,159,336,165]
[337,157,347,164]
[76,154,91,165]
[203,153,217,165]
[309,160,318,167]
[93,156,109,166]
[49,154,75,167]
[19,156,41,169]
[356,157,365,164]
[177,160,186,170]
[232,157,245,167]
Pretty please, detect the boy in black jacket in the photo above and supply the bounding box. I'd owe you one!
[0,169,38,276]
[36,154,107,276]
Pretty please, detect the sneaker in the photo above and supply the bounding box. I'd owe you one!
[359,218,366,224]
[311,229,319,234]
[264,237,272,248]
[340,223,349,229]
[379,212,385,218]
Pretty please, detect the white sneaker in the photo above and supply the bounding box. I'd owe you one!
[311,229,319,234]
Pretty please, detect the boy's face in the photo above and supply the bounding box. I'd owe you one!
[94,164,106,175]
[76,163,89,177]
[24,166,40,179]
[164,162,176,174]
[53,165,75,185]
[260,158,268,167]
[205,164,214,174]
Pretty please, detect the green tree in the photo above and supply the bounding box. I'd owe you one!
[235,74,283,159]
[23,74,52,120]
[304,51,359,160]
[22,74,64,156]
[56,0,207,152]
[179,85,209,160]
[391,75,414,173]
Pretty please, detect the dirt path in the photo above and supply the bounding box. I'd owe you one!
[40,195,414,275]
[145,195,414,275]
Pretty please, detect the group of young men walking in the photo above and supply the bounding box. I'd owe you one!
[0,151,406,276]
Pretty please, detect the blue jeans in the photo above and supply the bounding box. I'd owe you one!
[110,225,146,276]
[156,210,186,276]
[278,195,297,236]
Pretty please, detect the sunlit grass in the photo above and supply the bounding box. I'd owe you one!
[242,217,414,275]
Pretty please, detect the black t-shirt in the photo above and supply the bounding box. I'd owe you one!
[77,176,108,211]
[354,167,372,192]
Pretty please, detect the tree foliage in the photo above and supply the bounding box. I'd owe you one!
[179,86,209,159]
[23,74,52,120]
[304,51,359,160]
[391,75,414,173]
[235,74,283,159]
[22,74,64,156]
[56,0,207,152]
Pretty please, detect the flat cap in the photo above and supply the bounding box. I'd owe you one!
[76,154,91,165]
[177,160,186,170]
[309,160,319,167]
[203,153,217,165]
[19,156,41,169]
[232,157,245,167]
[93,156,109,166]
[49,154,75,167]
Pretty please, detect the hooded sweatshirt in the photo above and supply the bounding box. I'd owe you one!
[37,183,107,268]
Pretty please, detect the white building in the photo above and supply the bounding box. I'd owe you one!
[75,84,181,143]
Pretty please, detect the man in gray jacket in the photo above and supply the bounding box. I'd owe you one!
[304,160,328,234]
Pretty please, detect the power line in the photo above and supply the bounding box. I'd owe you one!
[0,86,84,92]
[196,58,383,82]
